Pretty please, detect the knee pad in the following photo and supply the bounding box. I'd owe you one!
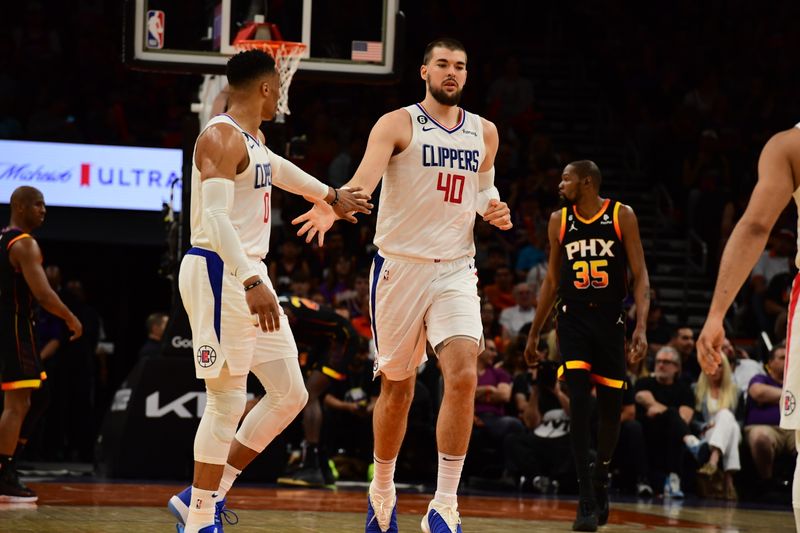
[194,389,247,464]
[236,365,307,452]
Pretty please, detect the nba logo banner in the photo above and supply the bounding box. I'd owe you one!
[146,10,165,49]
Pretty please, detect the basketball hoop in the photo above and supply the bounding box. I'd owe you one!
[234,40,306,120]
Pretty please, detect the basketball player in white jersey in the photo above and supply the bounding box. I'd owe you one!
[294,37,512,533]
[697,125,800,532]
[168,50,371,533]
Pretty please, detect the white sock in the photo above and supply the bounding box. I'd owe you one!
[217,463,242,500]
[434,452,465,507]
[370,455,397,500]
[185,486,216,532]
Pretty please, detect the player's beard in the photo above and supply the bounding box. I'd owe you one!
[429,79,462,106]
[558,194,572,209]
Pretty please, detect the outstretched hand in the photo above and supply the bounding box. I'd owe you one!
[484,199,513,230]
[697,318,724,375]
[332,187,373,223]
[292,200,336,246]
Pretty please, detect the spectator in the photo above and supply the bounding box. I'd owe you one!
[744,344,796,488]
[613,380,652,497]
[498,283,536,341]
[691,356,741,500]
[634,346,694,498]
[722,338,765,395]
[525,241,549,296]
[323,346,380,469]
[319,254,355,305]
[336,269,370,319]
[269,239,312,296]
[504,358,573,493]
[486,56,535,133]
[750,230,795,332]
[514,215,546,279]
[484,265,516,311]
[137,312,168,359]
[669,326,700,385]
[481,302,504,354]
[764,269,794,342]
[288,271,312,299]
[474,340,524,447]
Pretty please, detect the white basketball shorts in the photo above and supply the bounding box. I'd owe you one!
[369,252,482,381]
[178,247,297,379]
[782,272,800,429]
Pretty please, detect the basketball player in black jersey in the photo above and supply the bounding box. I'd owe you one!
[0,186,82,502]
[275,294,360,487]
[524,161,649,531]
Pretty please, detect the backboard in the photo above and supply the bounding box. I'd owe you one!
[123,0,403,81]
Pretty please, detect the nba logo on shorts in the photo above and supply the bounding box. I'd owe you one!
[146,10,165,49]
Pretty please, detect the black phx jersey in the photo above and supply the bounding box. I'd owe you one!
[0,227,46,390]
[558,199,627,304]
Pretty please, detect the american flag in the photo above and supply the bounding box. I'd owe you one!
[351,40,383,62]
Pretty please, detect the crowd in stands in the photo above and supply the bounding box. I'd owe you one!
[1,1,798,503]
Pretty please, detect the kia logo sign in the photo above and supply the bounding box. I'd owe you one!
[0,140,182,211]
[145,391,255,418]
[171,336,193,349]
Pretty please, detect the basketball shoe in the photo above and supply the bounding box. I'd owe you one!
[175,524,220,533]
[168,486,238,531]
[572,496,598,532]
[592,468,610,526]
[0,465,37,503]
[421,500,462,533]
[365,489,398,532]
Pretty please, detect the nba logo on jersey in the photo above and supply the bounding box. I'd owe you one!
[146,10,165,49]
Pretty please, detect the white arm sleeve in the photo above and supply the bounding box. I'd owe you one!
[202,178,259,284]
[270,151,330,200]
[476,167,500,216]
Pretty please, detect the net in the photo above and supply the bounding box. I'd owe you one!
[234,40,307,119]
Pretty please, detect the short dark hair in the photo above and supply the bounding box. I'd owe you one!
[226,50,276,87]
[769,341,786,361]
[423,37,467,65]
[568,160,602,189]
[671,326,693,339]
[145,312,168,333]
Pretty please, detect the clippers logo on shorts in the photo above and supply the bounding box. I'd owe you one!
[383,269,390,281]
[785,391,796,416]
[196,345,217,368]
[373,360,379,372]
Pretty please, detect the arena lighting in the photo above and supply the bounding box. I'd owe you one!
[0,140,182,212]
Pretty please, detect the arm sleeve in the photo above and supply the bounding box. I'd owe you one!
[201,178,259,284]
[269,150,330,200]
[475,167,500,216]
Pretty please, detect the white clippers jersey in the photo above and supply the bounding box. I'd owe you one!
[374,104,485,261]
[189,114,274,261]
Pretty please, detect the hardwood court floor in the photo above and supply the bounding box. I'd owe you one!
[0,481,796,532]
